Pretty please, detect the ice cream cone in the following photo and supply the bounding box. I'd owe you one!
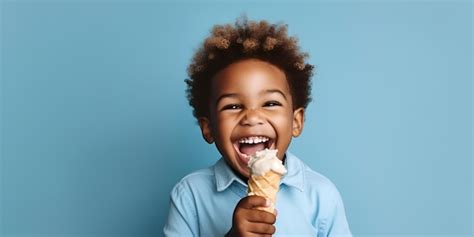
[247,149,286,213]
[248,170,282,213]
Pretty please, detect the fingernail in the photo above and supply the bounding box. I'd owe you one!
[265,199,272,207]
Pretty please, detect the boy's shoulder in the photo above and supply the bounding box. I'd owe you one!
[169,165,215,198]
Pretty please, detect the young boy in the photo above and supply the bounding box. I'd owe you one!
[164,17,353,236]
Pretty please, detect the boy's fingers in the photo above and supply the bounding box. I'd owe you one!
[246,222,276,235]
[238,196,269,209]
[239,233,270,237]
[246,209,276,224]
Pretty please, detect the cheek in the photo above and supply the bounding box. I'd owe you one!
[270,112,293,131]
[215,114,235,137]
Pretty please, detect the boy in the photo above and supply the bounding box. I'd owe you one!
[164,17,353,236]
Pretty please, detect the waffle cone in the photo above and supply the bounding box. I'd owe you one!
[247,170,282,213]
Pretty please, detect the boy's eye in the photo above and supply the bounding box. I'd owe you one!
[264,101,282,107]
[221,104,242,110]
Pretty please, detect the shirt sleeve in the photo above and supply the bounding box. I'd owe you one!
[326,187,353,237]
[163,182,198,237]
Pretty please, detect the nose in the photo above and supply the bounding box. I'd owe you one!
[240,109,264,126]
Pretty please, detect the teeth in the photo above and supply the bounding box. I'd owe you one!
[238,136,269,144]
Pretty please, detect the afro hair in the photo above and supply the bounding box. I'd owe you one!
[186,16,314,119]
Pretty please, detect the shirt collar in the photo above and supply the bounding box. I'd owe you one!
[214,158,246,192]
[280,151,305,192]
[214,151,305,192]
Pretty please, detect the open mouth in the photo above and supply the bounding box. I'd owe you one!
[233,136,274,164]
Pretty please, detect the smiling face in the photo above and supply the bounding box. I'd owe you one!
[198,59,305,178]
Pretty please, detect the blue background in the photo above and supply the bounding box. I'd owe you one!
[1,0,472,236]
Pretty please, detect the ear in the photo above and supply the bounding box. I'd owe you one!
[198,117,214,144]
[292,108,305,137]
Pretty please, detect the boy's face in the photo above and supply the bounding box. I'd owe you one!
[199,59,304,178]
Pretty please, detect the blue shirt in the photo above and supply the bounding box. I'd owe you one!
[163,152,353,236]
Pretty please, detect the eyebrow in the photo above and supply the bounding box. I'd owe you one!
[263,89,287,100]
[215,89,287,107]
[215,93,239,107]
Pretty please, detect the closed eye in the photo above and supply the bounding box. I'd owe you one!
[263,101,282,107]
[221,104,242,111]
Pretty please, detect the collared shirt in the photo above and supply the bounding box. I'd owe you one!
[163,152,353,237]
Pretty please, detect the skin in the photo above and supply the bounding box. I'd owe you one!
[198,58,305,236]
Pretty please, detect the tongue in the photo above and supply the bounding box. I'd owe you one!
[240,143,266,156]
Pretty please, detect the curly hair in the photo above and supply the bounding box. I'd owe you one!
[186,16,314,119]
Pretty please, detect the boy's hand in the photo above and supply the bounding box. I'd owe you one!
[226,196,277,237]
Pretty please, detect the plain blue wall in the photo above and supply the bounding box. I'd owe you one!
[1,0,472,236]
